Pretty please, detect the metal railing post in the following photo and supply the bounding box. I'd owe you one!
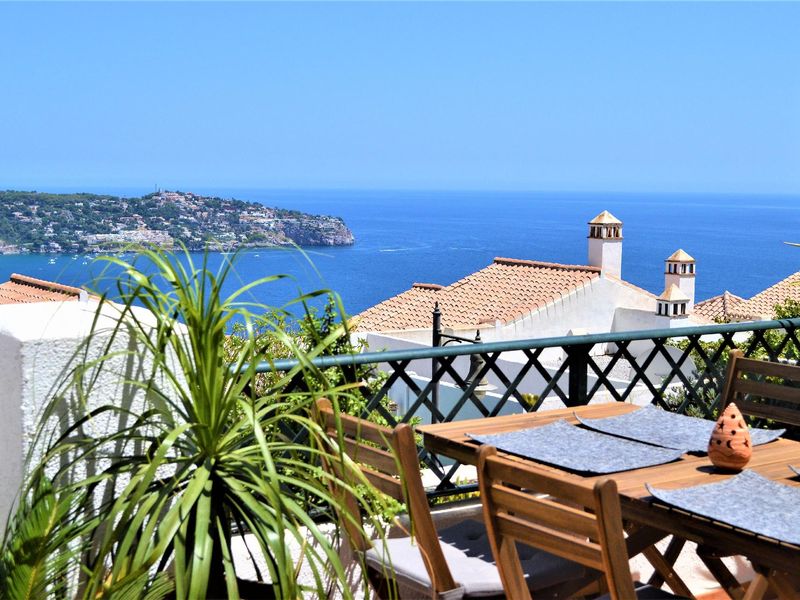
[565,344,592,407]
[431,303,442,424]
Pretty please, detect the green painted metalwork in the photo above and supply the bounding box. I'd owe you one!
[247,318,800,372]
[246,317,800,496]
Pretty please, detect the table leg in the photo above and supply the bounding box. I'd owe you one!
[765,569,797,600]
[742,573,769,600]
[625,525,694,598]
[647,536,686,588]
[697,554,745,600]
[624,524,669,557]
[641,544,694,598]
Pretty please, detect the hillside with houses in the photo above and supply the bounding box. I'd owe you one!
[0,190,355,254]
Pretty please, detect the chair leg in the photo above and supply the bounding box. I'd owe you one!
[366,567,396,600]
[540,573,604,599]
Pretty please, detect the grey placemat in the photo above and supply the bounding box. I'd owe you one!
[576,405,784,453]
[647,470,800,546]
[467,419,683,474]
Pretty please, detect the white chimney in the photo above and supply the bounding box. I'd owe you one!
[664,249,696,311]
[587,210,622,278]
[656,284,691,318]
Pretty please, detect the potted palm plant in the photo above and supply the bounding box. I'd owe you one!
[0,247,388,599]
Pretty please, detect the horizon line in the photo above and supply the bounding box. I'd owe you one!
[4,185,800,199]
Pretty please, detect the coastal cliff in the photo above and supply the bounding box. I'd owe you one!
[0,190,355,253]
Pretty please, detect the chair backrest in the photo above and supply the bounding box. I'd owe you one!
[314,398,458,594]
[721,349,800,426]
[477,445,637,600]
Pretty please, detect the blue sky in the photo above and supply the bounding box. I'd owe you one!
[1,2,798,193]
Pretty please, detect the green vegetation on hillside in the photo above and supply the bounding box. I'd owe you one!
[0,190,354,253]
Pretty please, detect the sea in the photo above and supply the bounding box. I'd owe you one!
[3,188,800,318]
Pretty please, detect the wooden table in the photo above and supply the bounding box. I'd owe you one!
[419,403,800,581]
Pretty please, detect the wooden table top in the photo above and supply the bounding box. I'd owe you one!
[419,402,800,572]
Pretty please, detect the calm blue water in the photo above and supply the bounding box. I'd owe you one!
[3,188,800,316]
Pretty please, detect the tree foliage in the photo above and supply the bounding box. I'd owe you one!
[225,297,391,428]
[666,298,800,420]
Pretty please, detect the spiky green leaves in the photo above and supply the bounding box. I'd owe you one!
[1,246,386,599]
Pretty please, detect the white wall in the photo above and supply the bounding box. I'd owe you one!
[359,327,434,346]
[493,276,655,342]
[0,329,23,528]
[666,273,696,310]
[389,377,527,424]
[0,300,158,529]
[588,238,622,278]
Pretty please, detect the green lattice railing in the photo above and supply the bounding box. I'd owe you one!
[252,317,800,496]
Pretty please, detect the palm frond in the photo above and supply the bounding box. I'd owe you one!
[1,245,386,599]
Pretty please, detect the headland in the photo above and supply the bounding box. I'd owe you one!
[0,190,355,254]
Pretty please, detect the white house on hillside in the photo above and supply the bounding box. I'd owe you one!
[352,211,708,413]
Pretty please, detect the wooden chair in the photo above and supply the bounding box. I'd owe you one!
[476,445,688,600]
[720,348,800,427]
[314,398,590,599]
[696,349,800,600]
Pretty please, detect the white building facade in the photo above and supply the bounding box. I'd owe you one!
[354,211,708,346]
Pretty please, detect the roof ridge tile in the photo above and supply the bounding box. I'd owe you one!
[492,257,601,273]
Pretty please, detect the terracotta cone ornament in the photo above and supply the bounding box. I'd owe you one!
[708,402,752,470]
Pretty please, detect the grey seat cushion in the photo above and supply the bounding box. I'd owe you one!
[364,518,587,598]
[438,518,587,592]
[365,536,486,599]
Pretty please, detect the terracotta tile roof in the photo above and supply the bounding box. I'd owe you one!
[666,249,695,262]
[352,285,441,332]
[727,271,800,320]
[0,273,85,305]
[588,210,622,225]
[353,258,600,332]
[693,291,747,322]
[411,282,444,291]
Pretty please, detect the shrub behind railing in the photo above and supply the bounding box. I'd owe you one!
[251,317,800,496]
